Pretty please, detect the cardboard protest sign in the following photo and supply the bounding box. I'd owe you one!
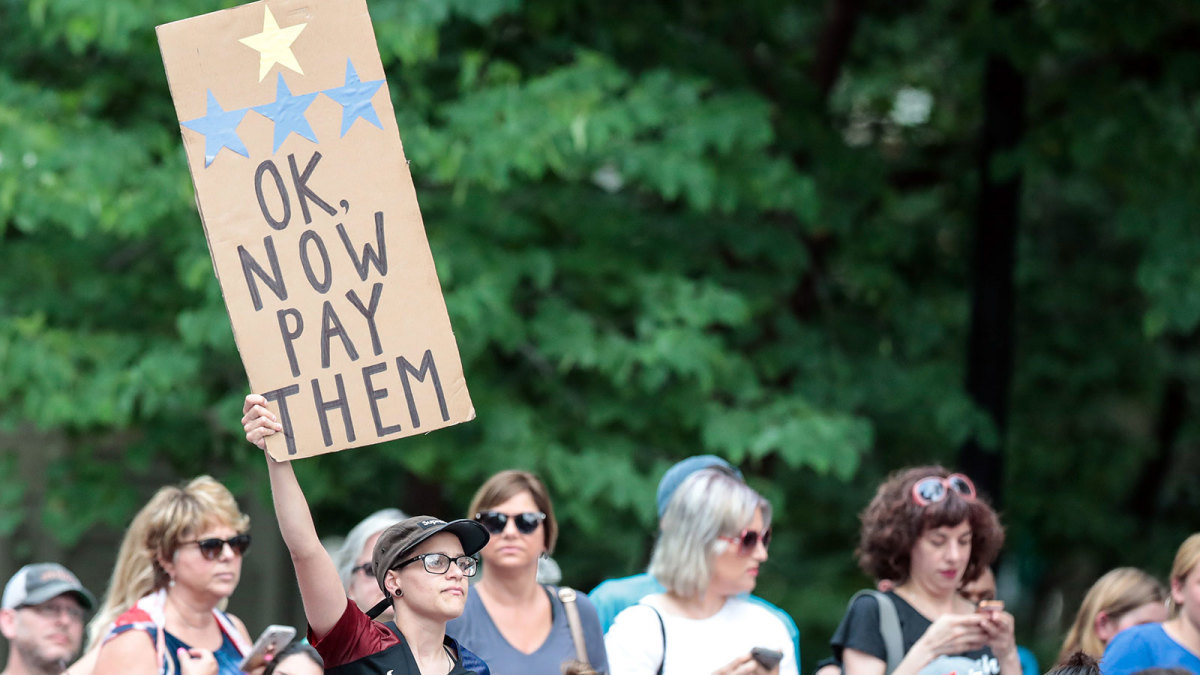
[157,0,473,460]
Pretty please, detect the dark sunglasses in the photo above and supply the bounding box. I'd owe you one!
[181,533,251,560]
[474,510,545,535]
[911,474,976,506]
[719,527,772,556]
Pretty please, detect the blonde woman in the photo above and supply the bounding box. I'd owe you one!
[1101,534,1200,675]
[1059,568,1167,661]
[82,476,253,675]
[605,467,795,675]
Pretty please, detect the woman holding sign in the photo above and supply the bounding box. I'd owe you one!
[242,394,491,675]
[244,396,608,674]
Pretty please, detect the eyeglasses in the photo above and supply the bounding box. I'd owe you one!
[718,528,772,556]
[911,474,976,506]
[180,533,252,560]
[20,603,86,622]
[394,552,478,577]
[474,511,545,535]
[353,562,374,577]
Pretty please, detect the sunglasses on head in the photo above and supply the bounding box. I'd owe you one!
[474,511,545,535]
[181,533,251,560]
[718,527,772,556]
[911,474,976,506]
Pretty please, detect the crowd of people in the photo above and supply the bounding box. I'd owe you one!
[0,395,1196,675]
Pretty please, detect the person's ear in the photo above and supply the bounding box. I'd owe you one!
[157,553,177,585]
[1094,611,1117,643]
[384,570,401,598]
[0,608,18,639]
[1172,576,1187,609]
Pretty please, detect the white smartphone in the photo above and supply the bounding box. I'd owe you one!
[237,624,297,671]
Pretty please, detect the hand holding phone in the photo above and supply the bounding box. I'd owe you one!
[238,625,297,672]
[750,647,784,671]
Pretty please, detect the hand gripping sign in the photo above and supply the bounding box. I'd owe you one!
[158,0,474,460]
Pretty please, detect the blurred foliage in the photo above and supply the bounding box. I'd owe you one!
[2,0,1200,670]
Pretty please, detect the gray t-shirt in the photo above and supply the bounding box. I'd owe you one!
[446,585,609,675]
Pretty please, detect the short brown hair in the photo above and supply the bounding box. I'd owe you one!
[468,470,558,554]
[856,465,1004,584]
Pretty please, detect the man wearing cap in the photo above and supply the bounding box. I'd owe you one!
[588,455,801,665]
[1,563,95,675]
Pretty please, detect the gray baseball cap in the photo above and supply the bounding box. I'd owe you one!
[2,562,96,611]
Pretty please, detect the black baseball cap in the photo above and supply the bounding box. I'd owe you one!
[372,515,489,593]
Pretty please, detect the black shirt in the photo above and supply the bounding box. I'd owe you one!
[830,590,998,675]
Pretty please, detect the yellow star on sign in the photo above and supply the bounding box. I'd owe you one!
[239,7,307,82]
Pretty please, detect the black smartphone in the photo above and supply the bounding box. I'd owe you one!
[750,647,784,671]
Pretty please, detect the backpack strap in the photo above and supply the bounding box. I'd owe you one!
[556,586,590,666]
[847,590,903,675]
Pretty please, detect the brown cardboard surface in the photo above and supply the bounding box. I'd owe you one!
[157,0,473,460]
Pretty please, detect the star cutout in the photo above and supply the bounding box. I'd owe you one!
[239,7,307,82]
[181,91,249,167]
[323,60,385,137]
[253,73,319,152]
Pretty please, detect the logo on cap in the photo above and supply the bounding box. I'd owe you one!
[418,518,442,529]
[36,568,79,585]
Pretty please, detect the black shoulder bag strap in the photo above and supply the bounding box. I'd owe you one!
[645,604,667,675]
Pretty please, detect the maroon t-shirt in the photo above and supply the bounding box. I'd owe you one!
[307,598,485,675]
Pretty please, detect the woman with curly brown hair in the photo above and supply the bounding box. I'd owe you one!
[828,466,1017,675]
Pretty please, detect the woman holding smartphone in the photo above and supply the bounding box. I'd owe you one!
[242,394,490,675]
[604,467,795,675]
[829,466,1017,675]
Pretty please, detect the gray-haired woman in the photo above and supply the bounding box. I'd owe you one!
[332,508,408,621]
[604,468,796,675]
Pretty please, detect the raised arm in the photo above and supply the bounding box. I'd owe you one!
[243,394,347,638]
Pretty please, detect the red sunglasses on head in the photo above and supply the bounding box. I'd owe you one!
[718,527,772,556]
[911,473,976,506]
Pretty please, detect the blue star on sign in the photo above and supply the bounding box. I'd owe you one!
[253,73,319,152]
[181,91,250,166]
[323,60,385,136]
